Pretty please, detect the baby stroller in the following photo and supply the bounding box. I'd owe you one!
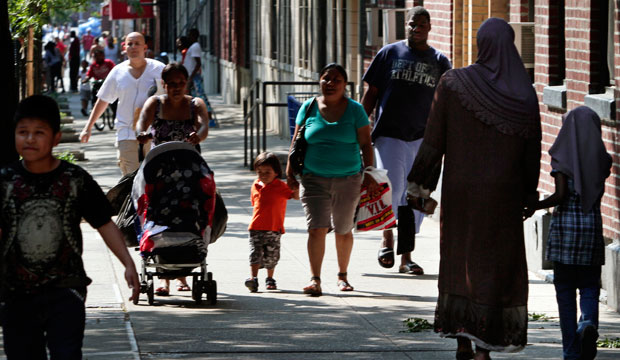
[132,142,218,305]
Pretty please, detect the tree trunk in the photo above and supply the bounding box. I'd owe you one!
[27,27,34,96]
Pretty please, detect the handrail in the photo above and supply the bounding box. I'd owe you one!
[243,80,356,169]
[261,81,355,156]
[243,80,261,168]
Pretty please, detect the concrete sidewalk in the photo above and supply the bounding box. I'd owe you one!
[1,90,619,359]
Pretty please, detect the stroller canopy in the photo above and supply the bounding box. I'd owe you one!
[133,142,216,254]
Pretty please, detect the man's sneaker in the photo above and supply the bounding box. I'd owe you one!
[579,324,598,360]
[81,108,88,116]
[244,277,258,293]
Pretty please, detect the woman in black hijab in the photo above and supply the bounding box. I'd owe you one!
[408,18,541,359]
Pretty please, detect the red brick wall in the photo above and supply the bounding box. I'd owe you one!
[606,0,620,239]
[510,0,529,22]
[362,1,450,76]
[524,0,620,241]
[426,0,453,61]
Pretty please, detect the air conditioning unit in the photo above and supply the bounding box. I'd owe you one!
[366,8,382,46]
[510,22,535,69]
[382,9,407,46]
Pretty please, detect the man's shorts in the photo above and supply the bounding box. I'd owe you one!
[300,173,361,234]
[248,230,281,269]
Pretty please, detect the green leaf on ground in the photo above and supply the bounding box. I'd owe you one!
[528,312,551,322]
[54,151,76,164]
[401,318,433,333]
[597,337,620,348]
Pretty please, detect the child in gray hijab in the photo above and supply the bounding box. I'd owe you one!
[529,106,612,360]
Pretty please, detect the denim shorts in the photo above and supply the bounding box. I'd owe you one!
[300,173,362,234]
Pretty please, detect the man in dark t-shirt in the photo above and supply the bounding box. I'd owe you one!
[69,30,81,92]
[362,6,451,275]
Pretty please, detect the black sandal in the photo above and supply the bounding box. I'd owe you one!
[378,247,395,268]
[303,276,322,296]
[399,261,424,275]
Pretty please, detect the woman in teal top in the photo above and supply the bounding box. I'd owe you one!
[299,96,368,177]
[286,63,377,296]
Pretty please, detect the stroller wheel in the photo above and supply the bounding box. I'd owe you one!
[207,280,217,305]
[192,276,203,305]
[147,278,155,305]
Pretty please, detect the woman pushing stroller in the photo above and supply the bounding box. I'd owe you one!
[136,62,210,295]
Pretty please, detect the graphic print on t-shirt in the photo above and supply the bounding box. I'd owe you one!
[1,161,114,294]
[16,198,63,270]
[390,59,441,88]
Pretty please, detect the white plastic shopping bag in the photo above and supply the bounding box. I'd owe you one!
[355,167,396,231]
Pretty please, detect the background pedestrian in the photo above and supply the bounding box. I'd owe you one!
[80,32,165,176]
[69,30,81,92]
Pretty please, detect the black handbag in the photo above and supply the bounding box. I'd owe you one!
[289,97,317,175]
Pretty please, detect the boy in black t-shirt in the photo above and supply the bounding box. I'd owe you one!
[0,95,140,359]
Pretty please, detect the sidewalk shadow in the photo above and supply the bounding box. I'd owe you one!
[362,273,439,281]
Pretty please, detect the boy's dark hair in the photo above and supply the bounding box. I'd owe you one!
[162,62,189,83]
[188,28,200,40]
[254,152,283,178]
[14,95,61,133]
[319,63,348,83]
[44,41,56,52]
[93,48,105,56]
[407,6,431,22]
[177,35,190,49]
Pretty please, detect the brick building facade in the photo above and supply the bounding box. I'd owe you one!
[167,0,620,310]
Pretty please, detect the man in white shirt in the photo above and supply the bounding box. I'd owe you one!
[182,29,201,83]
[183,28,216,127]
[79,32,165,175]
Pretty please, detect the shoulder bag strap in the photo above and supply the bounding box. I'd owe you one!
[300,97,317,126]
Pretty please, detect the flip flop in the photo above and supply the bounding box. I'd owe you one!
[378,247,395,268]
[399,261,424,275]
[176,284,191,291]
[155,287,169,296]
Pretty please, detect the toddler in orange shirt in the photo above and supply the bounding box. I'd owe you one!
[245,152,299,292]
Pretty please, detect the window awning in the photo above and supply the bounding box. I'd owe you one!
[105,0,154,20]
